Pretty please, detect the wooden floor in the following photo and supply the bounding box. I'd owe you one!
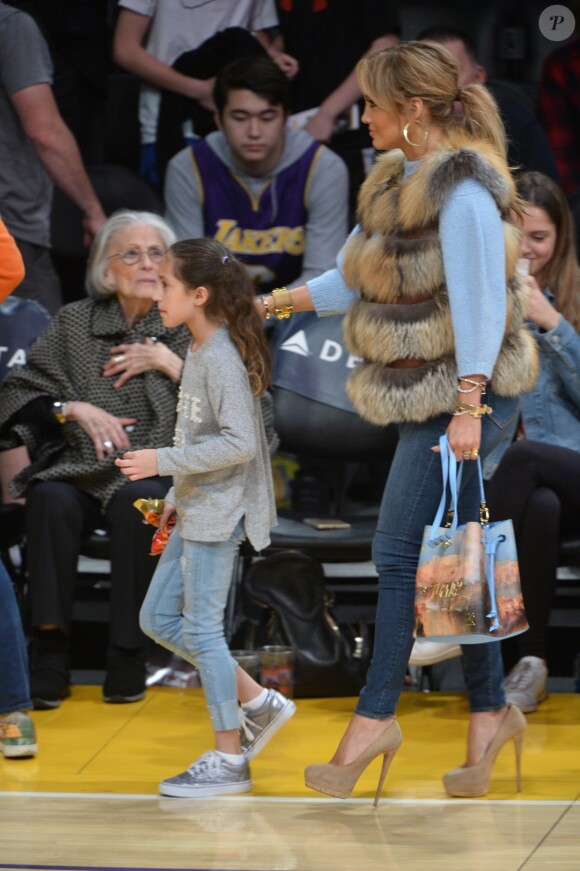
[1,686,579,871]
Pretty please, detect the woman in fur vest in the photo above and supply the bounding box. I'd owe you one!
[256,40,538,801]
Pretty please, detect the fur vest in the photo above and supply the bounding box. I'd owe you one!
[342,135,539,426]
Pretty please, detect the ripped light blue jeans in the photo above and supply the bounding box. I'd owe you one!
[356,393,519,720]
[140,520,245,732]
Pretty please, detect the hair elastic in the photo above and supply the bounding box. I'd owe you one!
[221,255,230,264]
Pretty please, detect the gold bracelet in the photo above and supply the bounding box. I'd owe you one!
[261,296,272,320]
[271,287,293,320]
[453,401,493,418]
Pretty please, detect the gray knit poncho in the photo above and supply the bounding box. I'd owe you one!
[0,296,190,509]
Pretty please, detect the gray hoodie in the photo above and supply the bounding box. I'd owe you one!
[164,126,349,288]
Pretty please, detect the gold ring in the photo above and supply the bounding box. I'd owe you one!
[471,448,479,457]
[462,451,471,458]
[113,354,126,364]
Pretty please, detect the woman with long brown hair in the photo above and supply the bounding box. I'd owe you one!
[256,40,538,801]
[486,171,580,714]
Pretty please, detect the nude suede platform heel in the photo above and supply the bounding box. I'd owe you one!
[304,720,402,807]
[443,704,526,797]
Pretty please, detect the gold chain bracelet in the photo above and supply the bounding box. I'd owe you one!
[271,287,294,320]
[453,401,493,418]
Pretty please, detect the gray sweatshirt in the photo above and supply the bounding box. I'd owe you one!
[157,325,276,552]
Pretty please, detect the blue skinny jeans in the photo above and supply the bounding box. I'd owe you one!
[140,520,245,733]
[356,394,519,719]
[0,558,31,714]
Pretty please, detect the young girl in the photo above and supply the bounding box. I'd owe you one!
[115,238,295,798]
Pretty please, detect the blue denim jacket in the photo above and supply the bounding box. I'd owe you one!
[485,302,580,478]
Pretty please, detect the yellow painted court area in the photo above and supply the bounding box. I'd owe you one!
[1,688,579,870]
[1,686,579,799]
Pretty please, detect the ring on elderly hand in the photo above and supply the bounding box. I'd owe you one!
[462,451,471,458]
[471,448,479,457]
[113,354,126,364]
[103,440,113,450]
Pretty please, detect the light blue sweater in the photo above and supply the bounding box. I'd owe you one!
[306,159,507,379]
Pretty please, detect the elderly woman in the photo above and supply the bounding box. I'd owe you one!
[0,210,190,709]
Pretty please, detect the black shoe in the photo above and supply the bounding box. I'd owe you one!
[30,667,71,710]
[103,649,146,703]
[29,629,70,710]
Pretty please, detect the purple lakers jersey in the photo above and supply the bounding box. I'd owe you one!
[189,138,322,291]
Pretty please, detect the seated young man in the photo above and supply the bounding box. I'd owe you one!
[164,55,349,294]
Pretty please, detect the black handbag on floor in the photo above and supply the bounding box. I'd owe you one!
[243,550,370,698]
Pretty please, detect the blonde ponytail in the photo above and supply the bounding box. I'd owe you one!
[458,84,507,159]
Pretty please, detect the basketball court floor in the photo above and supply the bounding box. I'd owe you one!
[1,686,579,871]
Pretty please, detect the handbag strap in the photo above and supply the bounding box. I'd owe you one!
[430,433,453,535]
[483,531,504,631]
[428,434,464,543]
[448,440,487,520]
[428,435,489,541]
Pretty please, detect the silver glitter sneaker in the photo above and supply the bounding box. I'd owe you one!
[503,656,548,713]
[239,689,296,761]
[159,750,252,798]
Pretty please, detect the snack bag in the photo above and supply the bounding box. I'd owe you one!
[133,498,176,555]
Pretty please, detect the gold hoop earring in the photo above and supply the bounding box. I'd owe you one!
[403,119,429,148]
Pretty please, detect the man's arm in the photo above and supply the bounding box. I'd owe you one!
[290,146,349,288]
[11,84,106,241]
[113,9,215,110]
[164,149,205,240]
[305,33,399,142]
[253,29,298,78]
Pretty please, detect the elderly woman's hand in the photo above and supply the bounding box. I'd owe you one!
[103,338,184,387]
[65,400,137,461]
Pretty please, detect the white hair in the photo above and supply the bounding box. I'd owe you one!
[85,210,176,299]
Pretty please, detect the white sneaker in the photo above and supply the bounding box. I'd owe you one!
[503,656,548,713]
[409,639,462,666]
